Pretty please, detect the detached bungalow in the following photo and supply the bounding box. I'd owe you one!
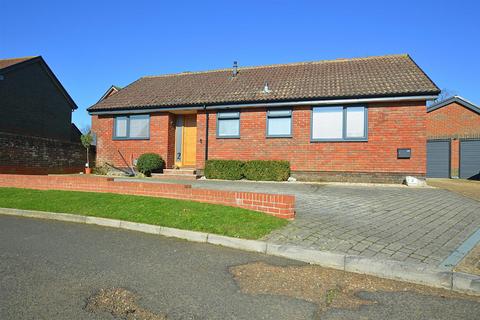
[88,54,440,183]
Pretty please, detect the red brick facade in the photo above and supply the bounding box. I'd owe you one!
[92,113,176,169]
[92,100,427,182]
[427,101,480,177]
[0,174,295,219]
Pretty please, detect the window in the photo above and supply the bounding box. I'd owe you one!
[114,117,128,138]
[129,115,150,138]
[311,106,367,141]
[267,109,292,137]
[217,111,240,138]
[113,115,150,139]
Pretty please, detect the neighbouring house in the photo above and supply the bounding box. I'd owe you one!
[98,85,122,102]
[88,54,440,183]
[0,56,88,174]
[426,96,480,179]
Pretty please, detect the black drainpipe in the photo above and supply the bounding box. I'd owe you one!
[204,105,209,163]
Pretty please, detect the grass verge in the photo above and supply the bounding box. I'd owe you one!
[0,187,288,239]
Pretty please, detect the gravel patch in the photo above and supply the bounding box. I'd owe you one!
[428,178,480,201]
[85,288,167,320]
[455,244,480,276]
[230,262,480,315]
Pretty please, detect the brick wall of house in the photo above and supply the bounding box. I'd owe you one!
[197,101,427,180]
[0,132,88,174]
[427,102,480,177]
[92,101,427,182]
[0,174,295,219]
[91,113,175,169]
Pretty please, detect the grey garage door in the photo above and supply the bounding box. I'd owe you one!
[460,140,480,179]
[427,140,450,178]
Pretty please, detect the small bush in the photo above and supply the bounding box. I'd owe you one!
[204,160,245,180]
[136,153,164,176]
[243,160,290,181]
[92,164,109,175]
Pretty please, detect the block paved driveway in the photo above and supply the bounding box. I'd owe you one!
[152,178,480,267]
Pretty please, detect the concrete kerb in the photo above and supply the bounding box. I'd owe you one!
[120,221,161,235]
[207,234,267,253]
[0,207,87,223]
[344,254,453,290]
[0,207,478,296]
[159,226,207,242]
[86,216,121,228]
[266,244,346,270]
[452,272,480,295]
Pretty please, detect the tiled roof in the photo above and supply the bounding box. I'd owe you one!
[88,54,440,111]
[0,56,37,70]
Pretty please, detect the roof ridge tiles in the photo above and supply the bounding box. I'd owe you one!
[142,54,410,79]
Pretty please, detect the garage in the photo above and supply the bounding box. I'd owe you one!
[460,140,480,179]
[427,140,450,178]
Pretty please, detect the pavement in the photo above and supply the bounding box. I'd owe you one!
[122,178,480,268]
[1,215,479,320]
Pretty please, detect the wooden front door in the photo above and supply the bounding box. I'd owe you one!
[181,114,197,167]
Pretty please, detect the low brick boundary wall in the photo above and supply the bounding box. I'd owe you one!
[0,174,295,219]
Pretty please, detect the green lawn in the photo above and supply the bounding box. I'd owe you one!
[0,187,288,239]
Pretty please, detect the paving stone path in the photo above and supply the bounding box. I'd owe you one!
[125,178,480,267]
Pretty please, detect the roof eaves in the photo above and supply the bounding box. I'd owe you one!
[89,92,439,113]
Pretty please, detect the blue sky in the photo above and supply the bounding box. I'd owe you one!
[2,0,479,129]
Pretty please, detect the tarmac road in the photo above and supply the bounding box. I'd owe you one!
[0,215,478,320]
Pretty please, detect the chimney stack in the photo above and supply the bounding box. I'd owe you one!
[232,61,238,77]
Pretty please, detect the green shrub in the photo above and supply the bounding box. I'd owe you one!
[204,159,290,181]
[136,153,164,176]
[92,164,109,175]
[243,160,290,181]
[204,160,245,180]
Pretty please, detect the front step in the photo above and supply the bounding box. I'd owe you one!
[163,169,196,175]
[151,168,198,181]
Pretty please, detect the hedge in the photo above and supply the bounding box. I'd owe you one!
[204,160,245,180]
[243,160,290,181]
[204,159,290,181]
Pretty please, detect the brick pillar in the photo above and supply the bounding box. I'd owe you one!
[451,138,460,178]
